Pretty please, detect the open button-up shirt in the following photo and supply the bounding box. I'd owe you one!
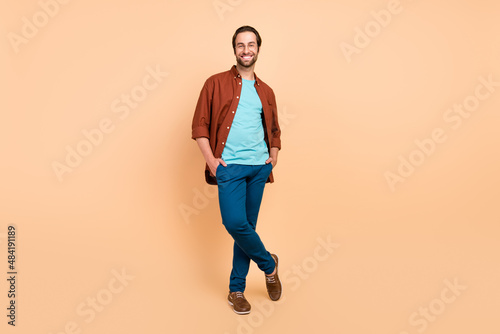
[192,65,281,185]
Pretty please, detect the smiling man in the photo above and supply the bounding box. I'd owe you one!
[191,25,282,315]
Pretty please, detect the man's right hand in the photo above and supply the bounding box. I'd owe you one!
[195,137,227,177]
[209,157,227,177]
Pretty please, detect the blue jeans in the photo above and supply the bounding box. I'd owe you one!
[216,163,276,293]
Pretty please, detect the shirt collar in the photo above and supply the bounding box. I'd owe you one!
[230,65,260,86]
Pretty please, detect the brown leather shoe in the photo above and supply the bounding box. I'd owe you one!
[228,291,251,315]
[265,254,282,301]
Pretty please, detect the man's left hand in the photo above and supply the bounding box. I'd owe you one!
[265,147,279,168]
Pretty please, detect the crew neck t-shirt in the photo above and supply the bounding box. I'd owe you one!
[221,78,269,165]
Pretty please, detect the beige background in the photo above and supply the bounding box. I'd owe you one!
[1,0,499,333]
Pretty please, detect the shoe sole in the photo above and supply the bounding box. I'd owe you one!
[228,300,251,315]
[269,253,283,301]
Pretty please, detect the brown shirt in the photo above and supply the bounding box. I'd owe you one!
[192,65,281,185]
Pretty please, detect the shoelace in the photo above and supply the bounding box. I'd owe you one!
[266,275,276,284]
[235,291,244,299]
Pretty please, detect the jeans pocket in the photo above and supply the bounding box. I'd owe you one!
[216,164,228,182]
[262,163,273,177]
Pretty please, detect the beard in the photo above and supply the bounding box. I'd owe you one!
[236,53,258,68]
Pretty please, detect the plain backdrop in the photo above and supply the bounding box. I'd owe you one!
[1,0,499,333]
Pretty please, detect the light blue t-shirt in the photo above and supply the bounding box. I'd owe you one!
[221,78,269,165]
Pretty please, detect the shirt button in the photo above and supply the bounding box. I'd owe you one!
[232,111,235,113]
[227,126,229,129]
[222,142,224,145]
[236,96,239,99]
[239,82,241,85]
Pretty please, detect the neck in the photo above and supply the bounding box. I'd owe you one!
[236,63,255,80]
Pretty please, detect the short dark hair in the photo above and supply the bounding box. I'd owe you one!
[232,25,262,53]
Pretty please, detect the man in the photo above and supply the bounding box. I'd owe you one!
[191,25,282,315]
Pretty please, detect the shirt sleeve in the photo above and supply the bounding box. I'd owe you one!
[269,89,281,150]
[191,80,212,140]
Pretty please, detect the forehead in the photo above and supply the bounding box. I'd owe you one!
[235,31,257,44]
